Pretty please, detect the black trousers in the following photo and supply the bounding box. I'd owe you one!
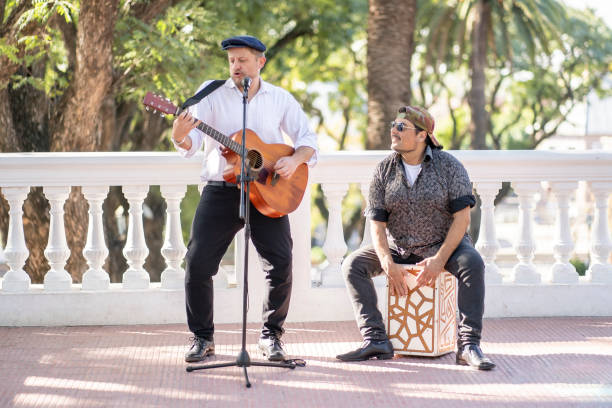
[184,185,293,340]
[341,237,485,348]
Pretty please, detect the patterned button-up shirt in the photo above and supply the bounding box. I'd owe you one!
[365,146,476,259]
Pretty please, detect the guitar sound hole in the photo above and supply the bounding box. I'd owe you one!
[247,150,264,170]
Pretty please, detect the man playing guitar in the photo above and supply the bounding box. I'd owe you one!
[172,35,318,363]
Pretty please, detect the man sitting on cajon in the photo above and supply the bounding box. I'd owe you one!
[336,105,495,370]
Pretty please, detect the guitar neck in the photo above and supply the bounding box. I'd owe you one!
[176,106,243,154]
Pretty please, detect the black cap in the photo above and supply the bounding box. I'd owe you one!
[220,35,266,52]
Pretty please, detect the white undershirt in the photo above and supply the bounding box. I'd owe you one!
[402,161,422,186]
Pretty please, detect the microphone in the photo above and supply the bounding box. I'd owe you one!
[242,76,251,92]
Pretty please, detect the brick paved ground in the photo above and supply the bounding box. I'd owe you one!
[1,317,611,407]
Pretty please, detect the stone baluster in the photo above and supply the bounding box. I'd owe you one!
[0,240,5,265]
[160,185,187,289]
[474,182,503,284]
[586,182,612,282]
[511,182,541,283]
[1,187,31,292]
[82,186,110,290]
[43,186,72,291]
[320,183,348,287]
[122,185,150,289]
[547,182,579,283]
[359,182,372,248]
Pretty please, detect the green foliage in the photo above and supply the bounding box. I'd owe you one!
[415,0,612,150]
[570,257,587,276]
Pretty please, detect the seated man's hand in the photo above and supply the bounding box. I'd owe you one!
[386,262,409,297]
[416,256,445,287]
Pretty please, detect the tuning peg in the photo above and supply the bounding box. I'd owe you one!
[145,106,150,111]
[160,113,165,118]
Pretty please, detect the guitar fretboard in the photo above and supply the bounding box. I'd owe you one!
[176,107,244,154]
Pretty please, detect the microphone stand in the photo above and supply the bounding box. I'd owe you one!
[186,77,296,387]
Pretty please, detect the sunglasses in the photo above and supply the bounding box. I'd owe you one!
[390,121,418,132]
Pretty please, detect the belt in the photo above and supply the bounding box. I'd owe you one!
[206,180,237,187]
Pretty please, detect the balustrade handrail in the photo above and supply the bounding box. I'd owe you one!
[1,150,612,187]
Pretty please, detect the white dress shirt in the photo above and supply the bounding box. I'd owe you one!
[174,78,319,181]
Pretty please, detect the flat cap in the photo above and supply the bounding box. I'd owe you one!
[221,35,266,52]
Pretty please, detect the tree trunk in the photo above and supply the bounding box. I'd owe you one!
[468,0,491,150]
[48,0,119,280]
[50,0,118,151]
[366,0,416,150]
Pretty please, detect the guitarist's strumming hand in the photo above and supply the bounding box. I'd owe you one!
[172,111,201,149]
[274,146,315,178]
[273,156,301,179]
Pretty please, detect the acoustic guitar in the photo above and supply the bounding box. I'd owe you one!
[143,92,308,218]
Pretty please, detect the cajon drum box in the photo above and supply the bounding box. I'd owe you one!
[386,265,457,356]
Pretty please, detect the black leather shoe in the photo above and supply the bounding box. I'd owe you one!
[336,339,394,362]
[185,336,215,363]
[258,336,287,361]
[456,344,495,370]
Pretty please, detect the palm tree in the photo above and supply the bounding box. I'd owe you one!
[418,0,565,149]
[366,0,417,150]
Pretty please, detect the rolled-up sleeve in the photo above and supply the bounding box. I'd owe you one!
[364,164,389,222]
[447,158,476,213]
[280,93,319,167]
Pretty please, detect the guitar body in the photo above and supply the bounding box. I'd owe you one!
[222,129,309,218]
[141,92,308,217]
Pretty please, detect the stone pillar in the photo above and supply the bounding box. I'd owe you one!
[43,186,72,291]
[1,187,31,292]
[320,183,348,287]
[82,186,110,290]
[122,185,150,289]
[511,182,541,283]
[474,182,503,284]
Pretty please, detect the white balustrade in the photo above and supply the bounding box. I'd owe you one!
[121,185,150,289]
[1,151,612,325]
[320,182,349,286]
[359,182,372,248]
[511,182,541,283]
[547,182,579,283]
[160,184,187,289]
[43,186,72,291]
[474,182,503,284]
[1,187,31,292]
[586,182,612,282]
[82,186,110,290]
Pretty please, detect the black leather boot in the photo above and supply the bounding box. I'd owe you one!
[456,344,495,370]
[336,339,394,362]
[185,337,215,363]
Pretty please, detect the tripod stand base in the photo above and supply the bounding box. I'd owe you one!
[186,349,296,388]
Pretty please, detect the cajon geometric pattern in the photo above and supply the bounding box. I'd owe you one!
[386,265,457,356]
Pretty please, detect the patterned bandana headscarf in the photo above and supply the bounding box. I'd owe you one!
[397,106,441,148]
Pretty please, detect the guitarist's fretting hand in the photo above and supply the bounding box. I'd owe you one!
[172,111,201,148]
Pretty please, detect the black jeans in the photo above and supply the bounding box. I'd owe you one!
[184,185,293,340]
[342,237,485,347]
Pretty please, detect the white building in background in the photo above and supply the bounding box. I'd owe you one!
[538,87,612,151]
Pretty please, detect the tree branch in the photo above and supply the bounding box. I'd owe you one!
[127,0,181,24]
[265,19,315,63]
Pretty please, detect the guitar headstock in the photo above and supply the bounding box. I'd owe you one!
[143,92,179,117]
